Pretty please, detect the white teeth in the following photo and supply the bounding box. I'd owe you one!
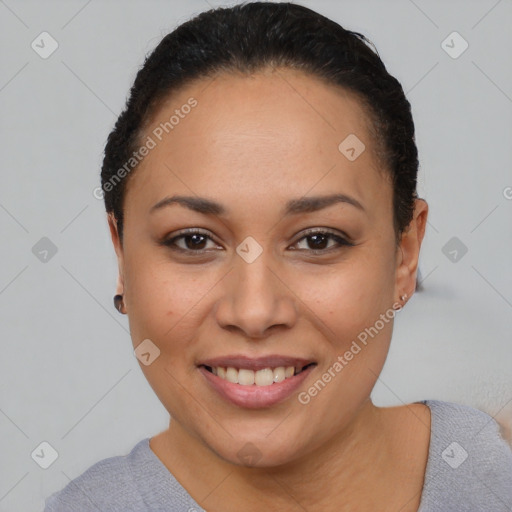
[273,367,285,383]
[210,365,303,386]
[255,368,274,386]
[238,368,255,386]
[226,367,238,383]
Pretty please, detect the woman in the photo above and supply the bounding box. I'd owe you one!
[44,2,512,511]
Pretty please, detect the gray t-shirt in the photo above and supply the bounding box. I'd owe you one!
[44,400,512,511]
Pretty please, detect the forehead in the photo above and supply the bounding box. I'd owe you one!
[125,68,390,222]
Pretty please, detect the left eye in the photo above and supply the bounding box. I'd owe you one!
[291,230,352,252]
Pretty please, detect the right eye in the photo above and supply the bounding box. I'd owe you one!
[160,229,223,253]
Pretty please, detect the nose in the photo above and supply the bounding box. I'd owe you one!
[214,249,298,339]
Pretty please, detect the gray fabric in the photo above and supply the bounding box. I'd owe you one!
[44,399,512,511]
[43,433,205,512]
[417,400,512,511]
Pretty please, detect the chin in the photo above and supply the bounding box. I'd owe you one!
[202,427,309,469]
[221,443,297,468]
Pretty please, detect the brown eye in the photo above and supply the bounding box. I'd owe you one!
[305,233,330,250]
[179,233,208,250]
[291,229,353,253]
[161,229,221,253]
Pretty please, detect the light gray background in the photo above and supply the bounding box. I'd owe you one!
[1,0,511,510]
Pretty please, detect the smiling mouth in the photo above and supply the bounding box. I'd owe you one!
[201,363,317,386]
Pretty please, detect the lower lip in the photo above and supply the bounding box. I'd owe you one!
[199,365,315,409]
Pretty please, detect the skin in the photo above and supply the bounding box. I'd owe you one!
[109,67,429,511]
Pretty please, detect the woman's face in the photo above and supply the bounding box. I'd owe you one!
[110,67,418,466]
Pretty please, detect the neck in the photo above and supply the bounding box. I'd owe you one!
[151,398,401,511]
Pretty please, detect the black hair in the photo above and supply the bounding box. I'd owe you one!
[101,1,419,246]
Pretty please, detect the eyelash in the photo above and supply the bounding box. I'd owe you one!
[160,227,354,256]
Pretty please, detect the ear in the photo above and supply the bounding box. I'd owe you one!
[394,198,428,302]
[108,213,125,296]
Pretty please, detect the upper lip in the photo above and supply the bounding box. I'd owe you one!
[198,355,316,371]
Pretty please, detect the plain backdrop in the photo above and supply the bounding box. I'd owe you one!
[0,0,511,510]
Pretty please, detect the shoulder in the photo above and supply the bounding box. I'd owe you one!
[418,399,512,512]
[43,438,175,512]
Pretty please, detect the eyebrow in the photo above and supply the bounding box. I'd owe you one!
[149,193,365,216]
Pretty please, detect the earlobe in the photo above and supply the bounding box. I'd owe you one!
[394,199,429,303]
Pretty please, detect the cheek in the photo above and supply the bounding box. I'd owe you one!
[123,253,219,353]
[291,253,396,344]
[291,262,396,420]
